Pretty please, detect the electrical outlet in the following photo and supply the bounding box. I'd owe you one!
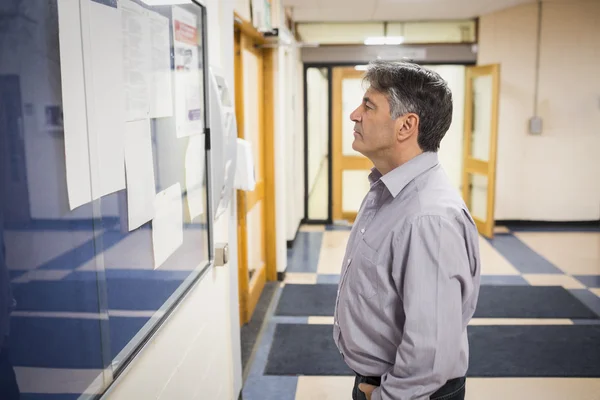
[529,116,543,135]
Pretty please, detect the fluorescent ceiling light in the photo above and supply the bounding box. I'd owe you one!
[364,36,405,45]
[355,65,368,71]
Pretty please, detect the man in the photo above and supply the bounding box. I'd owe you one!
[333,60,481,400]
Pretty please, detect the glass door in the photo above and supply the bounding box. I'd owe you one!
[331,67,373,223]
[462,64,500,238]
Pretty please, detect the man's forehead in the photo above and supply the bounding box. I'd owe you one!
[363,87,385,102]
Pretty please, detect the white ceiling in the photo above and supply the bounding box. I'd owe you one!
[283,0,536,22]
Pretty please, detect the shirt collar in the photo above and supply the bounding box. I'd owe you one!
[374,152,439,198]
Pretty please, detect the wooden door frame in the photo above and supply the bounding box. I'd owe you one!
[462,64,500,238]
[234,16,277,325]
[332,67,372,223]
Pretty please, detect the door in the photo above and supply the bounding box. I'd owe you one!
[332,67,373,223]
[462,64,500,238]
[234,27,276,324]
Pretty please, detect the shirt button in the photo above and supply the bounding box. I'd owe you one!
[347,258,351,265]
[360,228,365,234]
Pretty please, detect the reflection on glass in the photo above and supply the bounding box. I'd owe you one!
[247,201,264,281]
[242,48,262,182]
[470,75,493,161]
[469,174,488,221]
[342,170,372,213]
[342,78,365,157]
[0,1,209,398]
[307,68,330,221]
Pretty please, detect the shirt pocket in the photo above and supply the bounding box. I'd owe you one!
[348,239,379,300]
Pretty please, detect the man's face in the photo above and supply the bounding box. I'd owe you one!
[349,88,397,158]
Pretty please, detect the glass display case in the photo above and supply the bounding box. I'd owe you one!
[0,0,211,397]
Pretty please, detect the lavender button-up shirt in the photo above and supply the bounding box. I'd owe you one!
[333,152,481,400]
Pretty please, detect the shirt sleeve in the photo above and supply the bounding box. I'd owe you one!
[371,215,468,400]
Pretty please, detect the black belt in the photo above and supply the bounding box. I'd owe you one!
[354,372,465,399]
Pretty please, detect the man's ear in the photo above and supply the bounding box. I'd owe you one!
[395,113,419,142]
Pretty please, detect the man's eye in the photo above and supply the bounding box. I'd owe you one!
[365,104,373,110]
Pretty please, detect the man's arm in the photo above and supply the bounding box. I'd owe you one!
[371,215,469,400]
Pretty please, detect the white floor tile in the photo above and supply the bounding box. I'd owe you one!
[469,318,573,325]
[466,378,600,400]
[479,237,521,275]
[317,231,351,275]
[284,273,318,284]
[308,316,335,325]
[515,232,600,276]
[295,376,354,400]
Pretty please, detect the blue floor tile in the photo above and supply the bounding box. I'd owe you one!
[242,376,298,400]
[486,235,563,274]
[286,232,322,273]
[480,275,529,286]
[317,274,341,284]
[325,225,352,231]
[574,275,600,288]
[569,289,600,318]
[572,319,600,325]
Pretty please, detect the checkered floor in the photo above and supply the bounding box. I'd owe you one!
[242,224,600,400]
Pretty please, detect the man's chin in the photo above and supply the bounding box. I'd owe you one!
[351,140,365,155]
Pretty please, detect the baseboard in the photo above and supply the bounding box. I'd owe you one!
[302,218,331,225]
[496,220,600,231]
[286,220,302,249]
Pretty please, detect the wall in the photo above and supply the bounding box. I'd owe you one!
[429,65,466,192]
[104,0,242,398]
[280,33,305,244]
[479,0,600,221]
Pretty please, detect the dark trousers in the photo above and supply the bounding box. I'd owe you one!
[353,373,466,400]
[0,346,20,400]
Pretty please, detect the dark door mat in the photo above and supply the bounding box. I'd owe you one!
[275,284,599,319]
[264,323,600,377]
[473,285,599,319]
[265,324,352,376]
[241,282,279,370]
[275,284,337,316]
[468,325,600,377]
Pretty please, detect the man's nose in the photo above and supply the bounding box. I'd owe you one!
[350,106,362,122]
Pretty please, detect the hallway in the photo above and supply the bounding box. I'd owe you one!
[242,224,600,400]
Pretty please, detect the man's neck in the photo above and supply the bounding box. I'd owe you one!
[372,147,424,176]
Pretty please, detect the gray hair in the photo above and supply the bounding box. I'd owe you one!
[363,60,453,152]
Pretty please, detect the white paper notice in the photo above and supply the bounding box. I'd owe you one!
[152,183,184,269]
[185,135,205,220]
[57,0,93,210]
[172,6,203,137]
[124,119,156,231]
[149,11,173,118]
[119,0,151,121]
[83,0,126,199]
